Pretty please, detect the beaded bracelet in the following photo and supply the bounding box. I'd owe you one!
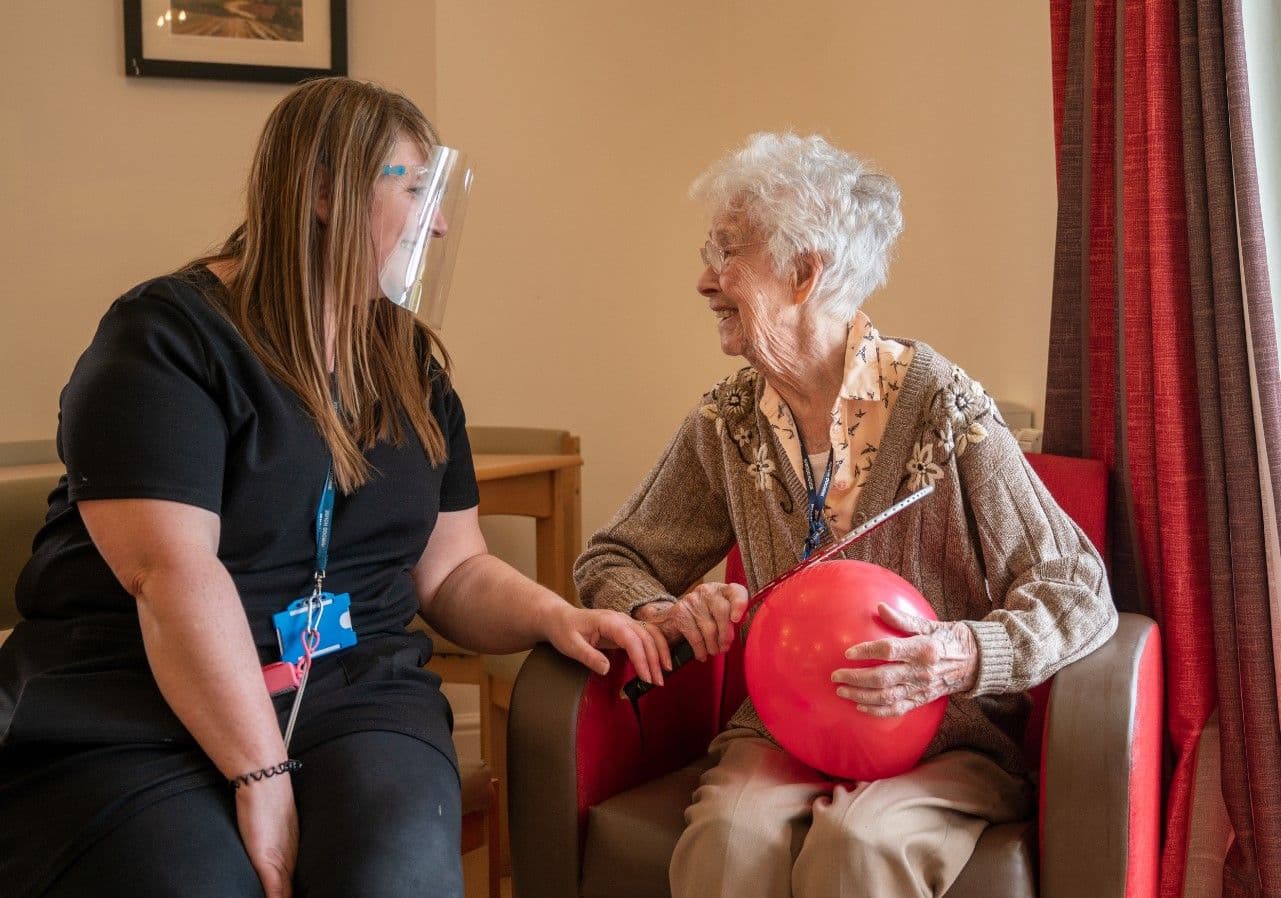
[228,759,302,790]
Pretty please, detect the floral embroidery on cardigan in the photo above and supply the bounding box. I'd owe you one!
[906,365,1000,490]
[748,444,776,491]
[700,367,795,513]
[906,440,945,490]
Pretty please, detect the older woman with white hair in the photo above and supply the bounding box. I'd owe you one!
[574,133,1117,898]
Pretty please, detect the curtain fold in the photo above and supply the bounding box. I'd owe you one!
[1047,1,1279,894]
[1182,712,1232,897]
[1182,2,1281,894]
[1226,0,1281,882]
[1228,0,1281,732]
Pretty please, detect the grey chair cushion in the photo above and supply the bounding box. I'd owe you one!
[579,755,1034,898]
[580,759,712,898]
[942,821,1036,898]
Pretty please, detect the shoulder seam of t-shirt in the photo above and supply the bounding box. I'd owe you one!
[91,275,232,460]
[117,274,221,386]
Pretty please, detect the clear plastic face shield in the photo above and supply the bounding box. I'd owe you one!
[378,146,473,328]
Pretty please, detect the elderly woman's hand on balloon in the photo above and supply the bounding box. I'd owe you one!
[831,603,979,717]
[634,582,750,662]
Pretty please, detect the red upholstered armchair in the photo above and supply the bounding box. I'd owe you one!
[509,453,1163,898]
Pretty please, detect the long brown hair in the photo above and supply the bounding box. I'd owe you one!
[194,77,450,493]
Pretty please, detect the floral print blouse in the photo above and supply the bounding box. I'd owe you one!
[758,311,914,536]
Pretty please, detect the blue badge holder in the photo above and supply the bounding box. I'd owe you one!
[272,592,357,665]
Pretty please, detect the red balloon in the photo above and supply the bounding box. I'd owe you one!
[744,559,947,781]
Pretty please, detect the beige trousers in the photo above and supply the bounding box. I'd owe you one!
[669,728,1031,898]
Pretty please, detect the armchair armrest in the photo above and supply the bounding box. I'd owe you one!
[509,642,727,898]
[1040,612,1162,898]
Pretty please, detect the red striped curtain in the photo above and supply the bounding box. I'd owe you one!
[1047,1,1281,895]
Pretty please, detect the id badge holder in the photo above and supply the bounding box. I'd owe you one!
[272,592,358,665]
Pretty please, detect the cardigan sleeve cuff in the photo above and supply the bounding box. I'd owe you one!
[629,596,678,617]
[962,619,1015,697]
[580,569,677,616]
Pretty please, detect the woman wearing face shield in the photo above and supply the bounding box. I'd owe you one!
[0,78,666,898]
[574,133,1117,897]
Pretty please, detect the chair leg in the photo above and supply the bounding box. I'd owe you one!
[491,701,512,874]
[480,670,495,766]
[487,778,502,898]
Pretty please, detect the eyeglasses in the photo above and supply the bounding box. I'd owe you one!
[699,238,767,274]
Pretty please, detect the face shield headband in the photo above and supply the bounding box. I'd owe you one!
[378,145,473,328]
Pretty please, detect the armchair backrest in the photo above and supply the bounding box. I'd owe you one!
[1023,452,1109,555]
[717,452,1112,752]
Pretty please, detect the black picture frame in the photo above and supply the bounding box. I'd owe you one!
[123,1,347,84]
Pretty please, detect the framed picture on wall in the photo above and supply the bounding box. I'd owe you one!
[123,1,347,84]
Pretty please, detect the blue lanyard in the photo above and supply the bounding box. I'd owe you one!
[312,465,336,594]
[312,388,342,594]
[794,428,834,559]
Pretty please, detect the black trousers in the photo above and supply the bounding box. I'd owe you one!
[42,731,462,898]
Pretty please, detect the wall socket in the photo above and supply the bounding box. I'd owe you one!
[995,400,1034,430]
[995,400,1043,453]
[1014,427,1044,453]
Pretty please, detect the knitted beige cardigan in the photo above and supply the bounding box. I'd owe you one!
[576,342,1117,777]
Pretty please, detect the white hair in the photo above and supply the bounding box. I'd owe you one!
[689,132,903,319]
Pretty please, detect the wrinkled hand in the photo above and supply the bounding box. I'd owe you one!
[831,603,979,717]
[236,773,299,898]
[634,582,750,662]
[543,603,672,685]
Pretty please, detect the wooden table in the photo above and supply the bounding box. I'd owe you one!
[472,452,582,604]
[473,456,584,602]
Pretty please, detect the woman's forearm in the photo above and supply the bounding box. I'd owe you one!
[419,553,566,654]
[135,554,288,778]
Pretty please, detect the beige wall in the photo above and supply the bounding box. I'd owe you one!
[0,1,1057,555]
[436,0,1058,545]
[0,2,435,441]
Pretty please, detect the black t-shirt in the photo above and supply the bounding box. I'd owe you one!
[0,266,478,758]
